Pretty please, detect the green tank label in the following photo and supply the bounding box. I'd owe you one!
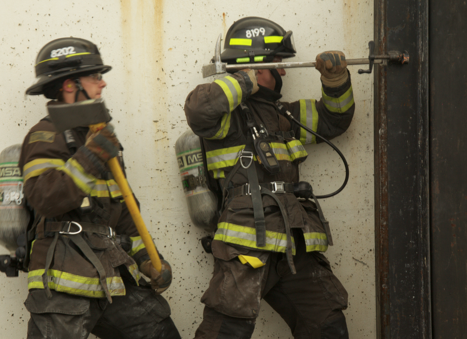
[0,163,22,182]
[177,149,203,172]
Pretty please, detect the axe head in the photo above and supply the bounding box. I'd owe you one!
[47,98,112,133]
[202,34,228,78]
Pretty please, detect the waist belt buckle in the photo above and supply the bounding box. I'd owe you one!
[271,181,286,194]
[60,221,83,235]
[243,183,261,195]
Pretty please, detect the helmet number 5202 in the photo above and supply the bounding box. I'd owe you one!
[50,47,76,58]
[246,28,266,38]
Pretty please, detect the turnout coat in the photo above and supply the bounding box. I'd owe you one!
[19,108,149,300]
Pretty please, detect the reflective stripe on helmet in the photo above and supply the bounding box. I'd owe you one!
[299,99,319,145]
[35,57,59,66]
[27,268,126,298]
[254,56,265,62]
[321,86,354,113]
[236,57,250,63]
[230,38,252,46]
[65,52,91,58]
[264,36,284,44]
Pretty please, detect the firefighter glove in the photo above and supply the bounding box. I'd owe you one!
[241,69,259,95]
[139,259,172,294]
[315,51,349,87]
[85,124,119,162]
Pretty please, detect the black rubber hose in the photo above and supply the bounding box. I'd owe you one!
[276,102,349,199]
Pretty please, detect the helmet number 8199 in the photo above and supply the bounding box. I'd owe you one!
[50,46,76,58]
[246,28,266,38]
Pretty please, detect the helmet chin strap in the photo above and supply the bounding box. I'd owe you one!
[73,79,91,102]
[270,69,283,93]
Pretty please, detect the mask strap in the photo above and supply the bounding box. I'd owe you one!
[270,69,283,93]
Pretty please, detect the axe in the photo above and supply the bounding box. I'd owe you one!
[48,98,162,272]
[202,35,409,78]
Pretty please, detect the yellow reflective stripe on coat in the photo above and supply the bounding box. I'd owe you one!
[27,269,126,298]
[214,222,295,254]
[238,255,266,268]
[206,145,245,171]
[299,99,319,145]
[206,141,307,172]
[321,86,354,113]
[23,158,65,183]
[214,76,243,113]
[303,232,328,251]
[206,111,233,140]
[23,158,124,198]
[270,141,308,162]
[286,140,308,161]
[129,236,146,256]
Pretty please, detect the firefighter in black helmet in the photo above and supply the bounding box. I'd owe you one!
[185,17,352,338]
[20,38,181,339]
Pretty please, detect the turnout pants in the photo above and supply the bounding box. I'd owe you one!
[195,230,349,339]
[25,273,181,339]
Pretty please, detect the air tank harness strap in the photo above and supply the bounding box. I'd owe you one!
[40,220,114,303]
[37,221,116,240]
[240,103,266,248]
[218,103,296,273]
[228,182,295,197]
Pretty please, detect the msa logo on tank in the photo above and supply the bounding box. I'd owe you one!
[50,46,76,58]
[177,151,203,170]
[0,164,23,205]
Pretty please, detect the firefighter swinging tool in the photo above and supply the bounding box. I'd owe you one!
[47,98,163,272]
[202,35,409,78]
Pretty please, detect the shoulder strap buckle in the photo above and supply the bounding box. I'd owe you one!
[239,150,254,169]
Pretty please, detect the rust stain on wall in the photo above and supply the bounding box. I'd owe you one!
[222,12,227,37]
[119,0,169,150]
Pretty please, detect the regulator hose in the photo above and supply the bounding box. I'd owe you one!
[275,101,349,199]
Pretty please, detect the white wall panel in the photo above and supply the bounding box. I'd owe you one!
[0,1,375,338]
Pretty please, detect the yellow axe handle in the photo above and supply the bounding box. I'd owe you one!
[90,123,162,272]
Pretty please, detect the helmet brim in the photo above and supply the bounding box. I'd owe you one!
[25,65,112,96]
[220,48,295,64]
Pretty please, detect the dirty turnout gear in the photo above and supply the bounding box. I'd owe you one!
[185,18,354,337]
[25,273,181,339]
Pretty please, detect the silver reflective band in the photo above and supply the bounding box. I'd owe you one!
[59,221,83,235]
[271,181,286,194]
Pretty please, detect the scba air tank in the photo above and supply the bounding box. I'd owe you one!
[0,144,30,252]
[175,130,218,233]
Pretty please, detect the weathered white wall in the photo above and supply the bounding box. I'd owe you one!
[0,1,375,338]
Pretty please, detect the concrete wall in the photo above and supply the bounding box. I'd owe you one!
[0,1,375,338]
